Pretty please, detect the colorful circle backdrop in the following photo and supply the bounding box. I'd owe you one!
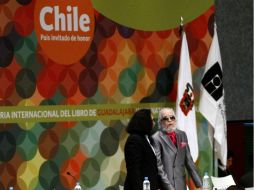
[0,0,214,189]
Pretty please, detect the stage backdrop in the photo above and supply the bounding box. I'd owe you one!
[0,0,214,189]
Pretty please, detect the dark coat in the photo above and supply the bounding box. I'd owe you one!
[124,134,161,190]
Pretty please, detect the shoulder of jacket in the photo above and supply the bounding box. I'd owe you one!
[152,131,160,137]
[153,131,166,140]
[176,130,188,139]
[176,129,185,134]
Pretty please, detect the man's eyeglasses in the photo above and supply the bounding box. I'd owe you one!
[161,116,176,122]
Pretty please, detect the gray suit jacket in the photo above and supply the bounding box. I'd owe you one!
[152,129,202,190]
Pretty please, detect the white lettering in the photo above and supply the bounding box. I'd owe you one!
[79,14,90,32]
[0,112,10,119]
[54,6,66,31]
[39,6,91,32]
[40,7,53,31]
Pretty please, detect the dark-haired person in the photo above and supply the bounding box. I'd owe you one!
[218,150,235,177]
[152,108,202,190]
[218,150,239,185]
[124,109,162,190]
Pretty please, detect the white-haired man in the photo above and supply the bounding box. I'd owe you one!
[152,108,203,190]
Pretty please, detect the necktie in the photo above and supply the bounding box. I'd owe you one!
[167,131,177,146]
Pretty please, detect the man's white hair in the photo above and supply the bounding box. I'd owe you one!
[157,107,175,129]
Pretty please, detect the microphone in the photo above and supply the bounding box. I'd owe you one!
[66,172,82,190]
[67,171,78,182]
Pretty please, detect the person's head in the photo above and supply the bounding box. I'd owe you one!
[227,150,234,169]
[218,150,234,169]
[158,108,176,133]
[126,109,153,135]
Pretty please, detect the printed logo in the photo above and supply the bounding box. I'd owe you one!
[34,0,95,65]
[179,83,194,116]
[201,62,223,101]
